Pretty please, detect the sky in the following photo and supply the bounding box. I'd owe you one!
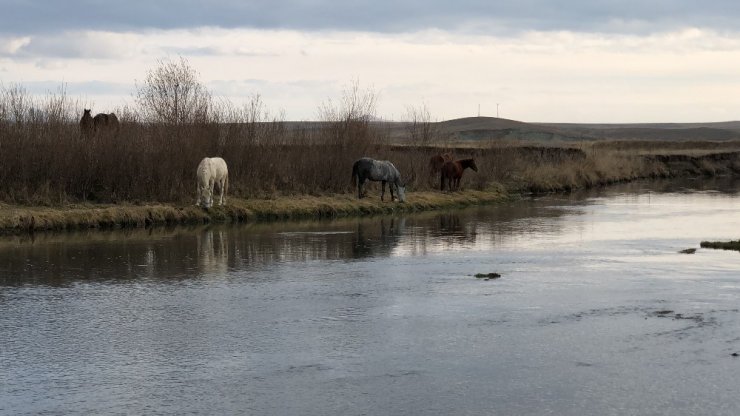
[2,1,740,123]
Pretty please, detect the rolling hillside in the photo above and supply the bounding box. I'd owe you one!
[287,116,740,144]
[432,117,740,143]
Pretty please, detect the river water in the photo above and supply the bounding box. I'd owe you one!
[3,179,740,415]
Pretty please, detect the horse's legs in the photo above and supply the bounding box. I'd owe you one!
[217,177,227,206]
[358,178,364,199]
[222,176,228,205]
[440,173,445,191]
[390,183,396,201]
[381,181,386,201]
[208,179,215,207]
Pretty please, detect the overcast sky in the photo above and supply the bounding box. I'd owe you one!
[2,1,740,122]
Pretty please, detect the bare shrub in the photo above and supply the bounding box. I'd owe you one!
[317,79,379,147]
[135,57,212,125]
[405,103,439,147]
[1,83,31,125]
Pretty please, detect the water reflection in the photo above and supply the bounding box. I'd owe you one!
[0,200,578,287]
[197,228,229,276]
[4,177,739,287]
[352,217,405,258]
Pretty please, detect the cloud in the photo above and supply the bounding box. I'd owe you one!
[160,46,278,57]
[1,28,286,61]
[14,80,133,96]
[0,31,140,59]
[0,36,31,55]
[3,26,740,122]
[3,0,740,36]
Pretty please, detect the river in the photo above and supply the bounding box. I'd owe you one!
[2,179,740,415]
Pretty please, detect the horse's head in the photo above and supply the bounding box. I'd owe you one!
[469,158,478,172]
[396,183,407,203]
[200,194,212,209]
[83,109,91,116]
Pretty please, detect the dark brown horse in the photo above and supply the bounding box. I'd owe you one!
[441,158,478,191]
[429,152,454,175]
[79,109,93,138]
[93,112,120,135]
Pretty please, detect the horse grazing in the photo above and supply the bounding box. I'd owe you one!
[107,112,120,132]
[93,112,120,135]
[196,157,229,209]
[79,109,93,138]
[441,158,478,191]
[352,157,406,202]
[429,152,453,174]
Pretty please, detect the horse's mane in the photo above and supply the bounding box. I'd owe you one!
[197,158,212,186]
[458,158,475,165]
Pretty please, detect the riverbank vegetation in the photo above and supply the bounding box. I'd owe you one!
[3,58,740,233]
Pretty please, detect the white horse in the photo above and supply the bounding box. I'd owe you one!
[196,157,229,208]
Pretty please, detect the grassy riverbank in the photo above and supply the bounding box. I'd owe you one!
[4,146,740,234]
[0,188,509,234]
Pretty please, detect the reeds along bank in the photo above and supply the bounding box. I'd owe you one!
[0,125,648,204]
[0,88,649,204]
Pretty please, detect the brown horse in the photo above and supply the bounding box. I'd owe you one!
[93,112,120,135]
[79,109,93,138]
[429,152,453,175]
[441,158,478,191]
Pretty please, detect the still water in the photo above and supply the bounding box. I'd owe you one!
[3,179,740,415]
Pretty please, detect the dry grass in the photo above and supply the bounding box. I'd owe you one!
[0,107,650,205]
[3,80,740,233]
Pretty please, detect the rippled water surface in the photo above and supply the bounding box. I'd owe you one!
[3,180,740,415]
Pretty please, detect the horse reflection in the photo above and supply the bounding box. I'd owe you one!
[436,213,477,244]
[438,213,462,233]
[352,217,406,258]
[197,229,230,276]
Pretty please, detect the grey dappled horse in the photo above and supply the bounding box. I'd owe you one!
[351,157,406,202]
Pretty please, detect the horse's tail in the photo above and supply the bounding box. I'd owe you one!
[351,161,358,187]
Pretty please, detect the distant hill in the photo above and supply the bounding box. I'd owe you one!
[537,121,740,141]
[285,116,740,143]
[417,117,740,143]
